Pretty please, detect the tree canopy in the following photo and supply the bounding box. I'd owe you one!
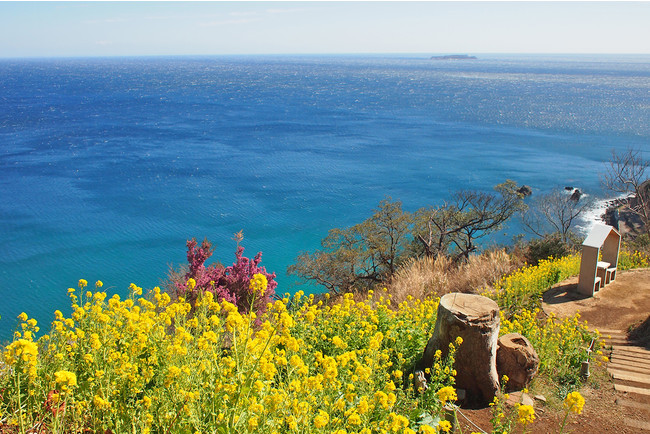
[288,199,412,294]
[289,181,526,294]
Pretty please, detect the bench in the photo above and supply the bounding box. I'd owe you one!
[596,261,610,290]
[576,223,621,297]
[593,276,602,293]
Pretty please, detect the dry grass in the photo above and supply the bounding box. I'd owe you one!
[387,250,519,304]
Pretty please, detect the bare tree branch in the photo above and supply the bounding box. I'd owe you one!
[601,147,650,235]
[522,190,591,243]
[414,180,526,260]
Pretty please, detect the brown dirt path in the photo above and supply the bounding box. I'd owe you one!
[542,268,650,433]
[457,269,650,434]
[542,268,650,332]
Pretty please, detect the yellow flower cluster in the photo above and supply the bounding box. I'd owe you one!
[618,248,650,270]
[4,338,38,378]
[484,254,581,314]
[3,312,40,381]
[1,262,604,433]
[437,420,452,432]
[249,273,268,295]
[564,391,585,415]
[517,403,535,425]
[436,386,457,406]
[54,370,77,392]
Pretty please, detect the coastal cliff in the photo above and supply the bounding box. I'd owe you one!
[601,180,650,236]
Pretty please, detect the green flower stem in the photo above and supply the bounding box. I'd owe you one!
[16,371,25,434]
[558,410,570,434]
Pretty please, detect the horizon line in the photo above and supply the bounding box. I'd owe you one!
[2,52,650,61]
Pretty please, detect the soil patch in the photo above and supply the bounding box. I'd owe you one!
[542,268,650,335]
[456,374,631,434]
[456,269,650,433]
[629,316,650,346]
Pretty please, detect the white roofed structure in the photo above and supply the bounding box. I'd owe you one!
[577,223,621,296]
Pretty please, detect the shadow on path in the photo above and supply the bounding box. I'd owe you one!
[542,282,591,305]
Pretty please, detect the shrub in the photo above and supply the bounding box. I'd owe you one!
[523,234,575,266]
[618,246,650,270]
[171,238,277,318]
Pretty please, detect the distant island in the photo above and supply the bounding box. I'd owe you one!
[430,54,477,60]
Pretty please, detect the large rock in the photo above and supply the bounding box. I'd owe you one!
[417,293,501,407]
[517,185,533,197]
[570,189,582,201]
[496,333,539,391]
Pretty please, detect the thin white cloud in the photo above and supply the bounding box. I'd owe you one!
[229,11,259,17]
[198,7,301,27]
[84,17,130,25]
[95,40,113,46]
[199,18,261,27]
[265,8,305,15]
[143,15,174,21]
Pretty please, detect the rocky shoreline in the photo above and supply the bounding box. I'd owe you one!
[601,194,646,237]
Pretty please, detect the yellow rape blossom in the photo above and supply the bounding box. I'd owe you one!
[313,409,329,428]
[517,404,536,425]
[93,395,111,410]
[249,273,268,295]
[564,391,585,415]
[332,335,347,349]
[4,338,38,367]
[347,412,361,425]
[436,386,457,406]
[4,270,597,433]
[54,370,77,392]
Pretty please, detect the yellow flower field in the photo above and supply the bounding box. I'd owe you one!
[4,247,647,433]
[1,281,459,433]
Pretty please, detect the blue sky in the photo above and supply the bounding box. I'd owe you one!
[1,1,649,58]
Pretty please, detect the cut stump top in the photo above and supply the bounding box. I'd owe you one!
[440,293,499,321]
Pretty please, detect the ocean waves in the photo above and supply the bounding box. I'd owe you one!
[0,54,648,339]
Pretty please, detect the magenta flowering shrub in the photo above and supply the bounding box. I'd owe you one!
[175,238,277,317]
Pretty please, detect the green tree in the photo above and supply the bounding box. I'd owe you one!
[288,198,412,294]
[290,182,525,294]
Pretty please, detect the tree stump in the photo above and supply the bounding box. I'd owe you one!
[417,293,500,407]
[496,333,539,392]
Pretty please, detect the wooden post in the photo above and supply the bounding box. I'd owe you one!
[417,293,501,407]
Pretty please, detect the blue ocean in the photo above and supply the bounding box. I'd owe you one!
[1,54,649,340]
